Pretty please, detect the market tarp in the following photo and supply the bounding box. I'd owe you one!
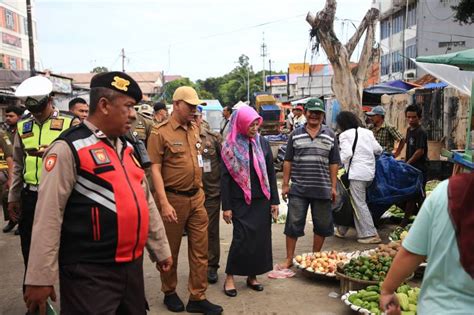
[367,154,424,207]
[423,82,448,89]
[363,84,408,106]
[363,84,408,95]
[385,80,420,90]
[416,48,474,71]
[413,59,473,96]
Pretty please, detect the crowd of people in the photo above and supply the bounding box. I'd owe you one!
[1,71,472,314]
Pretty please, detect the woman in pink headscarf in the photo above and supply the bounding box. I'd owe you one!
[221,105,279,297]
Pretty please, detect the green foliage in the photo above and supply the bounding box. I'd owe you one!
[160,77,195,104]
[159,53,283,106]
[91,66,109,73]
[452,0,474,24]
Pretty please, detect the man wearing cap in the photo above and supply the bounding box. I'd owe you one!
[7,76,79,282]
[131,104,154,146]
[148,86,223,314]
[23,71,172,315]
[193,106,222,285]
[288,105,306,131]
[366,105,405,157]
[280,98,340,268]
[154,101,169,124]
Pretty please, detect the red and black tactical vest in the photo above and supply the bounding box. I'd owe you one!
[58,124,149,265]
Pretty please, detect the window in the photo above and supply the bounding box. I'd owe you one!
[405,45,417,69]
[5,9,14,30]
[9,57,16,70]
[391,51,402,73]
[381,54,390,76]
[23,16,28,35]
[381,19,390,40]
[407,3,417,27]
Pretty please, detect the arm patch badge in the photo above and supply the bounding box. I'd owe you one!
[90,148,111,165]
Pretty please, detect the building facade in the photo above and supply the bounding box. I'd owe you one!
[377,0,474,82]
[0,0,38,71]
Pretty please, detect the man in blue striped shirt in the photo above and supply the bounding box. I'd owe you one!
[281,98,340,268]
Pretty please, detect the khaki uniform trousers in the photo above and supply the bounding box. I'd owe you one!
[204,196,220,271]
[161,189,208,301]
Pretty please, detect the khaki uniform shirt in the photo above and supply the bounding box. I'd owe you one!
[8,110,80,203]
[132,113,154,145]
[148,115,203,191]
[25,120,171,286]
[0,131,13,159]
[199,125,221,199]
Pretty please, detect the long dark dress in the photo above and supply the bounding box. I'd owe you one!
[221,137,279,276]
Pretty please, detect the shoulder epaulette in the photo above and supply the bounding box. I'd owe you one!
[19,112,32,122]
[58,110,75,119]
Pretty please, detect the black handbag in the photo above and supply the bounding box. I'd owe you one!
[340,128,358,189]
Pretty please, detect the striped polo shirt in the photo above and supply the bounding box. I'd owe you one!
[284,124,340,199]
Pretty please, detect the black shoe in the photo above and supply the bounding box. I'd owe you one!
[246,279,264,291]
[14,228,20,235]
[2,221,16,233]
[207,269,218,284]
[186,299,223,315]
[223,282,237,297]
[164,293,185,312]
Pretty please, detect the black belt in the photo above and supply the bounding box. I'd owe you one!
[165,187,199,197]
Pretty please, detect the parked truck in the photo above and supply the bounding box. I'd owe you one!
[254,94,281,135]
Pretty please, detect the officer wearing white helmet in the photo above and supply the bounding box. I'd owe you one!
[7,75,79,287]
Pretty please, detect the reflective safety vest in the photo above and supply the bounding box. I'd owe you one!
[17,111,74,185]
[58,124,150,264]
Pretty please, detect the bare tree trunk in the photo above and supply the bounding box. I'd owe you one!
[306,0,379,117]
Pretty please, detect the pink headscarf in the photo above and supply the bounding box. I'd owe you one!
[222,105,270,205]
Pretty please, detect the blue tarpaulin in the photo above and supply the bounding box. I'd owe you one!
[385,80,419,91]
[423,82,448,89]
[367,154,423,206]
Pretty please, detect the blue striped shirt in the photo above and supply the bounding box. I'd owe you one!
[284,125,340,199]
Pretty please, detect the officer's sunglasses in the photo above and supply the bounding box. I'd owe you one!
[25,96,49,108]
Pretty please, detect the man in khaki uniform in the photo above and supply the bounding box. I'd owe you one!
[132,104,154,145]
[194,107,222,284]
[148,86,223,314]
[23,72,172,315]
[0,131,14,233]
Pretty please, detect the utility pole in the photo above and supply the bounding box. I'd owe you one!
[260,33,267,92]
[246,65,250,102]
[121,48,126,72]
[26,0,35,76]
[401,0,409,76]
[269,59,272,94]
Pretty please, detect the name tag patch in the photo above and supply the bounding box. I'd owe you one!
[50,119,64,131]
[90,148,111,165]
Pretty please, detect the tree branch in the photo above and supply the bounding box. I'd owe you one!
[345,8,379,58]
[306,0,342,62]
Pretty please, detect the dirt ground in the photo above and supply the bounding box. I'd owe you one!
[0,210,405,315]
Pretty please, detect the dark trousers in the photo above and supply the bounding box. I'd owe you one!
[19,188,37,269]
[59,256,147,315]
[204,196,221,271]
[0,171,9,221]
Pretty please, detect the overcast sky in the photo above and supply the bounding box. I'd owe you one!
[35,0,374,81]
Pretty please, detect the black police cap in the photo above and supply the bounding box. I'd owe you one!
[154,102,166,112]
[90,71,142,103]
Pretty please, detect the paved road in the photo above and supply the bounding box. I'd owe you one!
[0,176,412,314]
